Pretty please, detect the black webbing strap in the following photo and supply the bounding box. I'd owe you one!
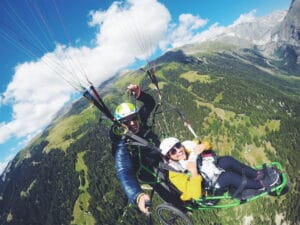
[146,188,155,225]
[83,86,117,123]
[146,69,160,93]
[124,130,161,153]
[262,164,272,193]
[232,170,247,199]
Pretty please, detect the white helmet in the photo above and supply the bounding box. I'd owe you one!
[159,137,180,155]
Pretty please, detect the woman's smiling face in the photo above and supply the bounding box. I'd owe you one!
[168,143,187,161]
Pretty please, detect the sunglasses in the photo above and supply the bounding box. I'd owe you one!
[168,142,182,155]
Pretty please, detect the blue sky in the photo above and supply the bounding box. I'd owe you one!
[0,0,291,173]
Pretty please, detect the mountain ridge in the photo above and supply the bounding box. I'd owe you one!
[0,0,299,224]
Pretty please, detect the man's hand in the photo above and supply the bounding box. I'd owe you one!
[137,193,151,215]
[127,84,141,98]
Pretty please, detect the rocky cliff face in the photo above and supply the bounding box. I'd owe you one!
[273,0,300,46]
[211,10,286,47]
[259,0,300,68]
[182,0,300,71]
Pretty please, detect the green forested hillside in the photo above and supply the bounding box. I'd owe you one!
[0,47,299,225]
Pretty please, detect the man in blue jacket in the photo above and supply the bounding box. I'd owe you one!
[109,84,161,215]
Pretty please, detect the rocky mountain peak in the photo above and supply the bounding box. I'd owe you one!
[272,0,300,46]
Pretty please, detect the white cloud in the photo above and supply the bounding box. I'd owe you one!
[0,94,4,106]
[184,10,258,45]
[190,10,286,46]
[161,13,208,50]
[191,22,227,43]
[0,56,72,143]
[0,0,170,144]
[232,10,257,26]
[89,0,170,61]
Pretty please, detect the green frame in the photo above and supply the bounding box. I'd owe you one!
[137,159,288,210]
[187,162,288,210]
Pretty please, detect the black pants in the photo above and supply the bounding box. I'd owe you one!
[216,156,262,189]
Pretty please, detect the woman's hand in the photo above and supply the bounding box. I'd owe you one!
[193,143,207,155]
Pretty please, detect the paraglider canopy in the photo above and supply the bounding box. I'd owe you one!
[0,0,170,145]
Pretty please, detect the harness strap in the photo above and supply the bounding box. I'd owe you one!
[262,164,272,193]
[146,187,155,225]
[83,86,117,123]
[126,141,149,147]
[125,130,161,153]
[231,170,247,199]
